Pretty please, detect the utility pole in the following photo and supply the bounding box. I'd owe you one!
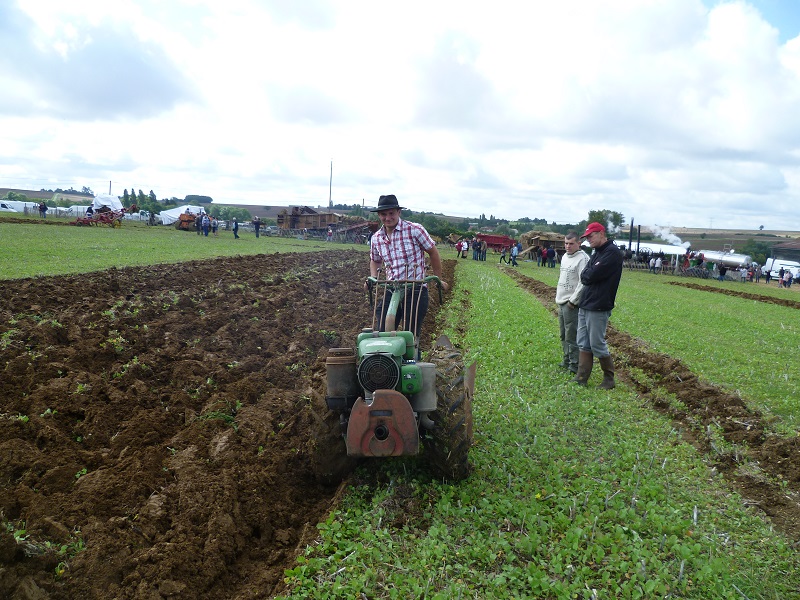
[108,181,111,195]
[328,160,333,209]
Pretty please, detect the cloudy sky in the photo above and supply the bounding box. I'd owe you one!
[2,0,799,230]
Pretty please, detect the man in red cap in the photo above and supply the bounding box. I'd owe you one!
[573,222,624,389]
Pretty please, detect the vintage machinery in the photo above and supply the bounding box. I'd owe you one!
[73,204,137,228]
[319,275,475,481]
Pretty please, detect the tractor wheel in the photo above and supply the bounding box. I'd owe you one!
[308,391,357,486]
[425,346,475,481]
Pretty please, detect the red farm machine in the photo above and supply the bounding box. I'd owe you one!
[73,204,138,228]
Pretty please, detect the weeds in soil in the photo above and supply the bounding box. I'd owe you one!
[101,330,127,353]
[2,516,86,569]
[320,329,338,343]
[197,399,242,431]
[2,413,30,424]
[0,328,19,349]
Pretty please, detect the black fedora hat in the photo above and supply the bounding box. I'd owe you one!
[370,194,406,212]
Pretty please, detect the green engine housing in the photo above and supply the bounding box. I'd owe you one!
[356,330,421,394]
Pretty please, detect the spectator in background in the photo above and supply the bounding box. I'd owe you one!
[655,256,662,274]
[499,246,509,264]
[39,202,48,218]
[201,213,210,236]
[212,217,219,237]
[547,246,557,268]
[510,243,519,267]
[253,216,261,238]
[232,218,239,239]
[717,264,727,281]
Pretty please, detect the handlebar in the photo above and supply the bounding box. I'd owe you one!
[365,275,444,307]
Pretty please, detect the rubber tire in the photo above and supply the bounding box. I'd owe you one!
[425,347,474,481]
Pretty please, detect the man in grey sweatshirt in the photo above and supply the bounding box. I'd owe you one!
[555,231,588,374]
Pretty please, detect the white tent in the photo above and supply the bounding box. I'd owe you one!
[157,205,205,225]
[92,194,124,212]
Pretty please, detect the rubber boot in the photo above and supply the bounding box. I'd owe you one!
[598,356,616,389]
[572,351,593,386]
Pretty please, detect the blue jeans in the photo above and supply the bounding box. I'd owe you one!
[577,309,612,357]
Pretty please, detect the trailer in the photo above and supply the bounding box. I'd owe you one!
[334,219,380,243]
[276,206,344,235]
[475,233,517,252]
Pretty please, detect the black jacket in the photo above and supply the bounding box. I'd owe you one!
[579,240,624,311]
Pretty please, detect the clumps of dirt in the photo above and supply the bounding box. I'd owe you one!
[668,281,800,309]
[0,250,454,599]
[508,270,800,542]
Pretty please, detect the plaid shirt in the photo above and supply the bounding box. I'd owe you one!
[370,219,435,281]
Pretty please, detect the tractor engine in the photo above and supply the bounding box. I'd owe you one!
[324,329,437,458]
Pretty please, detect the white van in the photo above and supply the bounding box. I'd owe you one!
[763,257,800,279]
[0,202,18,212]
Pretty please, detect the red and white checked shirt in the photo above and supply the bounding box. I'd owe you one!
[369,219,435,281]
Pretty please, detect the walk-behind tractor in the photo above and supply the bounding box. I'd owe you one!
[317,275,475,481]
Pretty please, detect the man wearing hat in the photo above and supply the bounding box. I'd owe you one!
[368,194,448,340]
[574,222,624,389]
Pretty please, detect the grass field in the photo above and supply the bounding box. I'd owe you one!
[2,224,799,599]
[0,221,359,279]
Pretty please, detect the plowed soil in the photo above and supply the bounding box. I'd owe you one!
[0,250,452,599]
[509,271,800,543]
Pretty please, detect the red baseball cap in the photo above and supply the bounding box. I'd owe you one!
[580,222,605,239]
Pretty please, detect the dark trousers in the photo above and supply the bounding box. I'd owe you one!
[374,286,429,340]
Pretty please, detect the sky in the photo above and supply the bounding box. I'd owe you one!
[2,0,800,231]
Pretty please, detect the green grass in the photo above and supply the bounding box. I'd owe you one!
[279,261,800,599]
[0,221,366,280]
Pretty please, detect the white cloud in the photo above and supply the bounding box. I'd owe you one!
[1,0,799,230]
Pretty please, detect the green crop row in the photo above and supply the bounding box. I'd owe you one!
[279,259,800,599]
